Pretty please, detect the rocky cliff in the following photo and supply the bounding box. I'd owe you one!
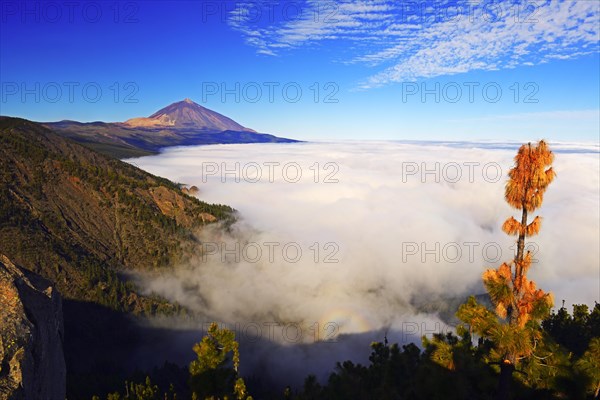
[0,254,66,400]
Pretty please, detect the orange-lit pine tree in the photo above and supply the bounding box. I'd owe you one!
[456,140,556,400]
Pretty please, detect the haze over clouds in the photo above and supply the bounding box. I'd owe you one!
[127,141,599,381]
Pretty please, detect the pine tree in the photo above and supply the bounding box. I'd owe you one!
[189,323,252,400]
[576,337,600,398]
[457,140,556,400]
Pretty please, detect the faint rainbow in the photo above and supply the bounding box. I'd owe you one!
[317,306,376,338]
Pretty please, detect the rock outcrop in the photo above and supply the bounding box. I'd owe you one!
[0,254,66,400]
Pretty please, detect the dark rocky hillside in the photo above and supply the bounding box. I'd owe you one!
[0,117,239,398]
[0,117,234,313]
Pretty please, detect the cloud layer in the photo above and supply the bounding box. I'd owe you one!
[130,141,599,323]
[128,141,599,383]
[226,0,600,87]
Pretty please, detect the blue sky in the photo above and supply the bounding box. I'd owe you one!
[1,0,599,141]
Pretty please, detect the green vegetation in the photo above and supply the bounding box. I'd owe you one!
[89,304,599,400]
[301,303,600,400]
[543,303,600,357]
[189,323,252,400]
[91,376,169,400]
[0,117,235,313]
[93,324,252,400]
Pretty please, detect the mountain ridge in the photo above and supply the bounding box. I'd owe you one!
[37,98,297,158]
[124,98,256,132]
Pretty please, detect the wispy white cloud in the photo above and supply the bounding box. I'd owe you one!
[364,1,600,87]
[226,0,600,88]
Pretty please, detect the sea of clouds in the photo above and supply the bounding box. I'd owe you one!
[127,140,599,384]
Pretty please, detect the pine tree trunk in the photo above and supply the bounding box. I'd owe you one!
[496,361,514,400]
[515,206,528,285]
[499,206,527,400]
